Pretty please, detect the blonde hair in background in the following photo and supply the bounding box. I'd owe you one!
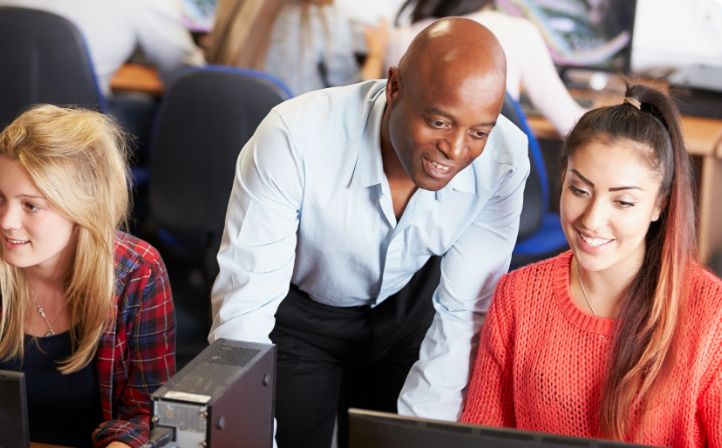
[0,104,130,373]
[206,0,332,69]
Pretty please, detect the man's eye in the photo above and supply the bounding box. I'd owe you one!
[428,119,448,128]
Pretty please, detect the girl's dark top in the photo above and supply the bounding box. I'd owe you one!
[0,331,102,448]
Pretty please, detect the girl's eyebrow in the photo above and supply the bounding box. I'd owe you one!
[570,169,643,192]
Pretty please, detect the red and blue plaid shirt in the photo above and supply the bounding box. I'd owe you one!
[92,232,175,447]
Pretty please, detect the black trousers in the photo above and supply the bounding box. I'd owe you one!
[269,257,440,448]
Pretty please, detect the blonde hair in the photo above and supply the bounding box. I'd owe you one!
[0,104,130,373]
[206,0,332,69]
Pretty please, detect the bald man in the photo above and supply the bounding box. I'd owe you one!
[210,18,529,448]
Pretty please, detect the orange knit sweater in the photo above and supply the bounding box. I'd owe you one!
[461,251,722,447]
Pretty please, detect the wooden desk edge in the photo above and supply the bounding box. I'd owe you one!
[681,116,722,157]
[715,131,722,158]
[528,115,722,158]
[110,63,164,97]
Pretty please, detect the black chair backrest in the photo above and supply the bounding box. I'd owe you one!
[0,7,104,128]
[148,67,290,255]
[500,93,545,241]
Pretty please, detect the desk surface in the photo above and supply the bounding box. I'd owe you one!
[528,114,722,157]
[112,65,722,156]
[526,78,722,156]
[110,63,164,96]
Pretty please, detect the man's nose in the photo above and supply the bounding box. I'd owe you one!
[438,130,469,161]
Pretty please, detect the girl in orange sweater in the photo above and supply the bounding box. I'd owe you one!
[461,84,722,447]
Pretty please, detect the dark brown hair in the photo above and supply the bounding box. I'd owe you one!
[562,84,696,438]
[395,0,493,25]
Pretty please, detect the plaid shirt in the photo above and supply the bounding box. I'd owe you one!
[92,232,175,447]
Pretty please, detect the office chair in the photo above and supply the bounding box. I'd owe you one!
[147,66,291,273]
[501,93,568,269]
[145,66,291,364]
[0,7,106,128]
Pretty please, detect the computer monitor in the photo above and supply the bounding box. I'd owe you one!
[496,0,637,75]
[348,409,655,448]
[631,0,722,90]
[0,370,30,448]
[631,0,722,98]
[179,0,217,33]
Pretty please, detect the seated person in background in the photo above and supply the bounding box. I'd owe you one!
[461,85,722,446]
[0,0,205,95]
[209,18,529,448]
[0,0,205,167]
[388,0,586,136]
[205,0,388,95]
[0,105,175,448]
[335,0,407,26]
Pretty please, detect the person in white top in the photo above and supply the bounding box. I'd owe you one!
[387,0,586,136]
[0,0,205,94]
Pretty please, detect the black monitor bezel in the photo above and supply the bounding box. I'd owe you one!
[349,408,657,448]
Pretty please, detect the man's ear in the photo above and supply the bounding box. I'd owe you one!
[386,66,402,106]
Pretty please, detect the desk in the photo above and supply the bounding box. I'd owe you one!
[528,104,722,264]
[110,63,164,97]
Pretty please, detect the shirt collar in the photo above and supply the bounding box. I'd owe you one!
[348,83,388,189]
[438,162,476,198]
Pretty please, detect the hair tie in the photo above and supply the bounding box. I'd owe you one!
[624,97,641,110]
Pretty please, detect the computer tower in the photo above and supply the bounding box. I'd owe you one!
[151,339,275,448]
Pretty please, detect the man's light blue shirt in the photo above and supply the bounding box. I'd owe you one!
[209,79,529,420]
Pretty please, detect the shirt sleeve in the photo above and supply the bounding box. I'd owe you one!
[135,0,205,85]
[397,144,529,420]
[208,110,303,345]
[460,274,517,427]
[93,247,176,448]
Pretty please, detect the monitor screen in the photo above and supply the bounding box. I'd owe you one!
[349,409,655,448]
[496,0,637,74]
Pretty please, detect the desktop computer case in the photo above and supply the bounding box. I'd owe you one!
[151,339,276,448]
